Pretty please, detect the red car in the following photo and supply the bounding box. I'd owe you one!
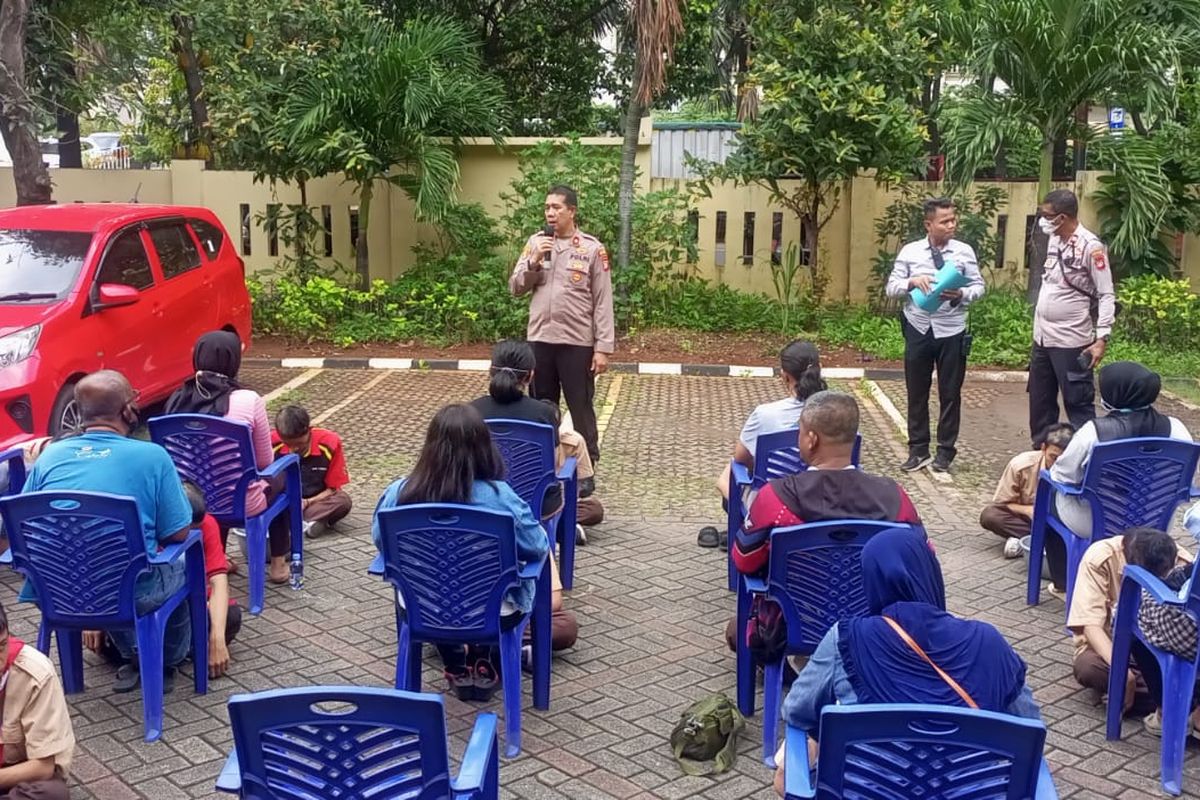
[0,204,251,450]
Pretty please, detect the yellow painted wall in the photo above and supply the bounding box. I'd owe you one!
[4,122,1198,298]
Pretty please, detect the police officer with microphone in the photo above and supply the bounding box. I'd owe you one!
[1028,189,1115,445]
[509,184,614,466]
[887,197,985,474]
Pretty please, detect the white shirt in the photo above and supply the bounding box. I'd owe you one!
[739,397,805,457]
[886,237,985,338]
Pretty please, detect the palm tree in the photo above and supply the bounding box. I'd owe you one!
[939,0,1200,296]
[616,0,685,273]
[282,18,508,285]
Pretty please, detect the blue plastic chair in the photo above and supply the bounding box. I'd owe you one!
[736,519,917,766]
[1106,560,1200,795]
[216,686,499,799]
[784,704,1058,799]
[1026,438,1200,615]
[149,413,303,615]
[374,503,552,757]
[0,446,26,497]
[727,430,862,590]
[486,418,579,590]
[0,490,208,742]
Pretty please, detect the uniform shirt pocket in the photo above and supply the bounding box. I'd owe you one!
[564,259,591,290]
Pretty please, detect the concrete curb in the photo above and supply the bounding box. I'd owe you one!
[244,356,1031,383]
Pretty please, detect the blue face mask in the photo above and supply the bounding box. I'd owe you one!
[1101,399,1150,414]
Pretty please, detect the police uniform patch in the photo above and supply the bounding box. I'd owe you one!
[571,272,583,283]
[1093,250,1107,271]
[572,234,580,247]
[599,247,610,271]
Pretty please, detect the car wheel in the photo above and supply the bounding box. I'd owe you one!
[49,382,82,438]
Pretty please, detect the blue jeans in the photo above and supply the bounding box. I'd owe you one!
[108,562,192,668]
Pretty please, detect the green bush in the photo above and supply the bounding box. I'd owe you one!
[1116,274,1200,351]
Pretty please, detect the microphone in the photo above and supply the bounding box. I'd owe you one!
[542,223,555,266]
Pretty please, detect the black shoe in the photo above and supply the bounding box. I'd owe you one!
[445,666,474,701]
[930,454,952,473]
[718,529,729,551]
[162,666,177,695]
[578,477,595,498]
[900,454,931,472]
[697,526,721,548]
[113,663,139,694]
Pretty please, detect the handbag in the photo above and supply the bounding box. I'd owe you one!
[881,615,978,709]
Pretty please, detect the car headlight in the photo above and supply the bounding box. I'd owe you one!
[0,325,40,368]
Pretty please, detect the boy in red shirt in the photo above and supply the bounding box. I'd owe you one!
[271,405,353,538]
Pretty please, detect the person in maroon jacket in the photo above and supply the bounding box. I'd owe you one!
[726,390,924,650]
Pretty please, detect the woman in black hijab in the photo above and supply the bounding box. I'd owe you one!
[1044,361,1192,588]
[166,330,243,415]
[167,331,289,582]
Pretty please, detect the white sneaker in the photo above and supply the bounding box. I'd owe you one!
[302,521,315,536]
[575,524,587,546]
[1003,537,1022,559]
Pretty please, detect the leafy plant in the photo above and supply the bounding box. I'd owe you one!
[1117,274,1200,351]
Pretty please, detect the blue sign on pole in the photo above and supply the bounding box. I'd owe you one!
[1109,107,1125,130]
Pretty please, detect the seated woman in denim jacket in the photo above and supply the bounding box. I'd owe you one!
[371,403,549,701]
[774,528,1040,795]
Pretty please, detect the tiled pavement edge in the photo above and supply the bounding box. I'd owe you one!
[5,367,1195,798]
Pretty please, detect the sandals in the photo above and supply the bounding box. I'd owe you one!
[471,658,500,702]
[444,666,475,702]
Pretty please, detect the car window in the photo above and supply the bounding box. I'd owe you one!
[188,218,224,261]
[96,229,154,289]
[0,229,93,303]
[149,223,202,278]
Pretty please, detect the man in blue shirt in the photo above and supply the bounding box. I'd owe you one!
[24,371,193,693]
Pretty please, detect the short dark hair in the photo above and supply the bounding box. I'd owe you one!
[1043,422,1075,450]
[275,405,311,439]
[0,600,7,635]
[799,390,859,445]
[922,197,956,219]
[1122,527,1177,578]
[547,185,578,208]
[182,481,207,525]
[1042,189,1079,218]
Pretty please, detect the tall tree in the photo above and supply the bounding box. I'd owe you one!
[0,0,52,204]
[616,0,685,273]
[938,0,1200,297]
[379,0,619,135]
[282,18,508,284]
[696,0,928,281]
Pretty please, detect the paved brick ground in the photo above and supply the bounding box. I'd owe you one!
[6,367,1196,798]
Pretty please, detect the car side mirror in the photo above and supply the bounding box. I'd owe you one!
[95,283,140,309]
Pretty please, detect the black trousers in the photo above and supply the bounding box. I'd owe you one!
[902,319,966,461]
[531,341,600,464]
[1028,343,1096,447]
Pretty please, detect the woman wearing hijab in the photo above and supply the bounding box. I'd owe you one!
[1045,361,1192,591]
[774,528,1039,794]
[167,331,290,582]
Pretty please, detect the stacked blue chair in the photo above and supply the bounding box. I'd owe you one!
[486,418,579,589]
[1026,437,1200,615]
[149,413,303,615]
[726,430,862,590]
[216,686,500,799]
[783,704,1058,799]
[0,490,208,741]
[1107,557,1200,795]
[735,520,916,766]
[374,503,552,757]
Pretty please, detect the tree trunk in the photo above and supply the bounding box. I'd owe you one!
[355,182,373,287]
[1028,138,1054,303]
[56,109,82,169]
[617,62,644,277]
[1072,103,1089,173]
[171,13,213,168]
[0,0,52,205]
[295,179,309,263]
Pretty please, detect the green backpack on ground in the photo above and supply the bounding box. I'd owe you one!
[670,693,746,776]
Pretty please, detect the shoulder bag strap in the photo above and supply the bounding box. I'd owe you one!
[881,615,978,709]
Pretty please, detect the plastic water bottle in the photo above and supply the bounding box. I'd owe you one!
[289,555,303,591]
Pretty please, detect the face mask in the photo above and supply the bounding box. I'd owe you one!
[1038,216,1060,235]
